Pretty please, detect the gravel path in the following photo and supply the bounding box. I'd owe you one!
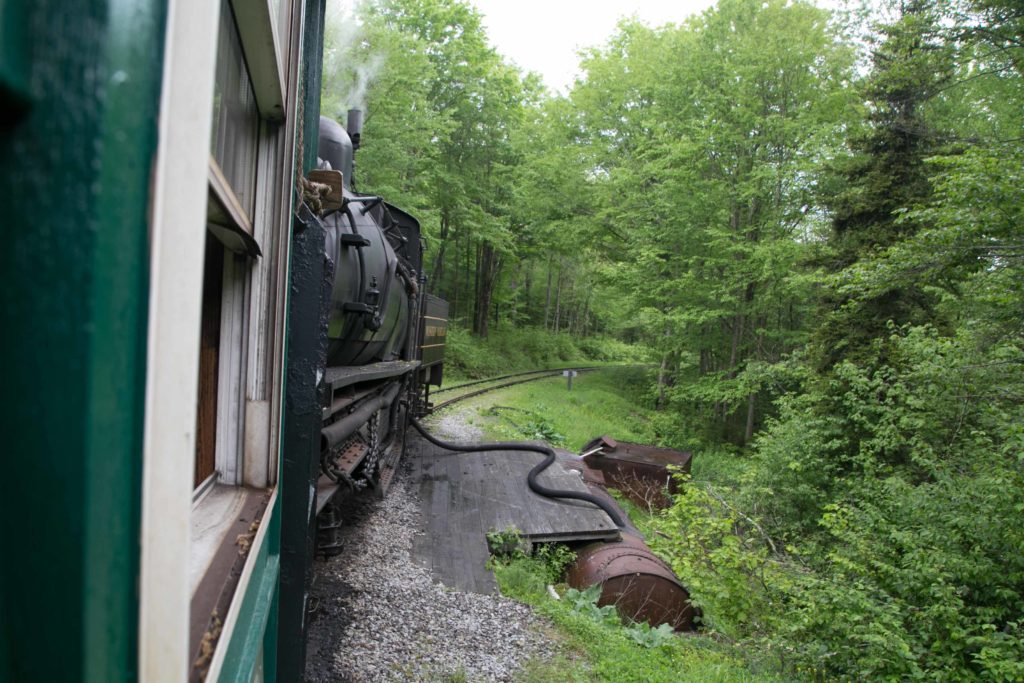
[432,406,485,442]
[305,433,555,682]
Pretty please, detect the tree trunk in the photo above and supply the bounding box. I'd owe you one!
[544,256,552,330]
[478,245,502,338]
[450,230,460,321]
[744,392,756,445]
[472,242,481,335]
[430,211,450,290]
[577,289,591,336]
[462,233,471,323]
[657,352,670,410]
[563,274,575,335]
[524,264,533,324]
[553,262,563,334]
[728,314,744,378]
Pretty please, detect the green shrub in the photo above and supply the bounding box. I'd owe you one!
[625,622,677,649]
[533,542,576,584]
[486,525,527,560]
[564,584,622,626]
[576,335,652,362]
[491,556,788,682]
[651,474,779,640]
[442,324,651,379]
[656,325,1024,681]
[484,405,567,445]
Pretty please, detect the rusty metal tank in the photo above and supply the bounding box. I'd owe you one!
[566,531,696,631]
[581,436,692,509]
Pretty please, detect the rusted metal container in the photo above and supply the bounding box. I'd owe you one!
[565,531,696,631]
[581,437,692,509]
[554,448,607,487]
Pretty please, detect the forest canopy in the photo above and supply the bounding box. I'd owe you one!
[325,0,1024,679]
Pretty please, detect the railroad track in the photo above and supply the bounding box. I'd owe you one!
[431,365,645,411]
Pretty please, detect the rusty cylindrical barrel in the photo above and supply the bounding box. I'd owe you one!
[565,531,696,631]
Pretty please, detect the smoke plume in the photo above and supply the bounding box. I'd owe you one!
[322,1,387,118]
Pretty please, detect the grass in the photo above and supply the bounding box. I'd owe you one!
[492,556,792,683]
[442,323,652,380]
[426,365,792,682]
[439,363,757,499]
[442,365,658,451]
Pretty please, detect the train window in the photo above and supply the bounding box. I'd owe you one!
[208,155,261,257]
[195,0,296,496]
[275,0,292,59]
[195,236,224,488]
[210,0,259,220]
[151,0,303,671]
[231,0,288,121]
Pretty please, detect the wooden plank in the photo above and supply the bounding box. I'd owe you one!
[408,439,619,595]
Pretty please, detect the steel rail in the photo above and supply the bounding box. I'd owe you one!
[432,368,601,411]
[434,366,604,394]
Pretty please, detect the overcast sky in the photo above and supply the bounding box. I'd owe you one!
[332,0,850,95]
[469,0,719,93]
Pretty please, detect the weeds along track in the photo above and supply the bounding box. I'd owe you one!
[431,365,647,412]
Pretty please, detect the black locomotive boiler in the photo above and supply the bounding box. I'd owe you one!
[312,112,448,552]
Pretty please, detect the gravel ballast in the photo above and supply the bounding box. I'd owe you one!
[305,436,554,682]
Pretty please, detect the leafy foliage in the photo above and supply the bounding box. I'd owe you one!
[647,2,1024,679]
[625,622,677,650]
[484,405,566,445]
[491,555,790,682]
[533,543,577,585]
[325,1,1024,680]
[443,324,598,378]
[563,585,620,626]
[485,525,526,560]
[571,0,857,445]
[656,326,1024,679]
[563,585,678,648]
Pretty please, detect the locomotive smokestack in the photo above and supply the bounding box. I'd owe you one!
[346,109,363,151]
[346,109,363,190]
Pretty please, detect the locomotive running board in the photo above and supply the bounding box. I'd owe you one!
[324,360,420,393]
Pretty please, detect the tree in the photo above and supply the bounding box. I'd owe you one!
[324,0,544,337]
[573,0,856,444]
[814,0,954,368]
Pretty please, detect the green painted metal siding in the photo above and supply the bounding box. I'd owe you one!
[0,0,30,120]
[278,0,328,679]
[218,496,282,682]
[0,1,166,680]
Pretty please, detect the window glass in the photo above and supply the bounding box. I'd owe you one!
[274,0,289,55]
[210,0,259,219]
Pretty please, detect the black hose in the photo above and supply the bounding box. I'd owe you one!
[410,417,625,529]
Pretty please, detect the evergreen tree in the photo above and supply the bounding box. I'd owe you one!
[815,0,954,368]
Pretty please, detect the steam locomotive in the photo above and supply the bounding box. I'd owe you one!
[311,111,448,552]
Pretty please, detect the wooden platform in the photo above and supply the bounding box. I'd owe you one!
[408,433,619,594]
